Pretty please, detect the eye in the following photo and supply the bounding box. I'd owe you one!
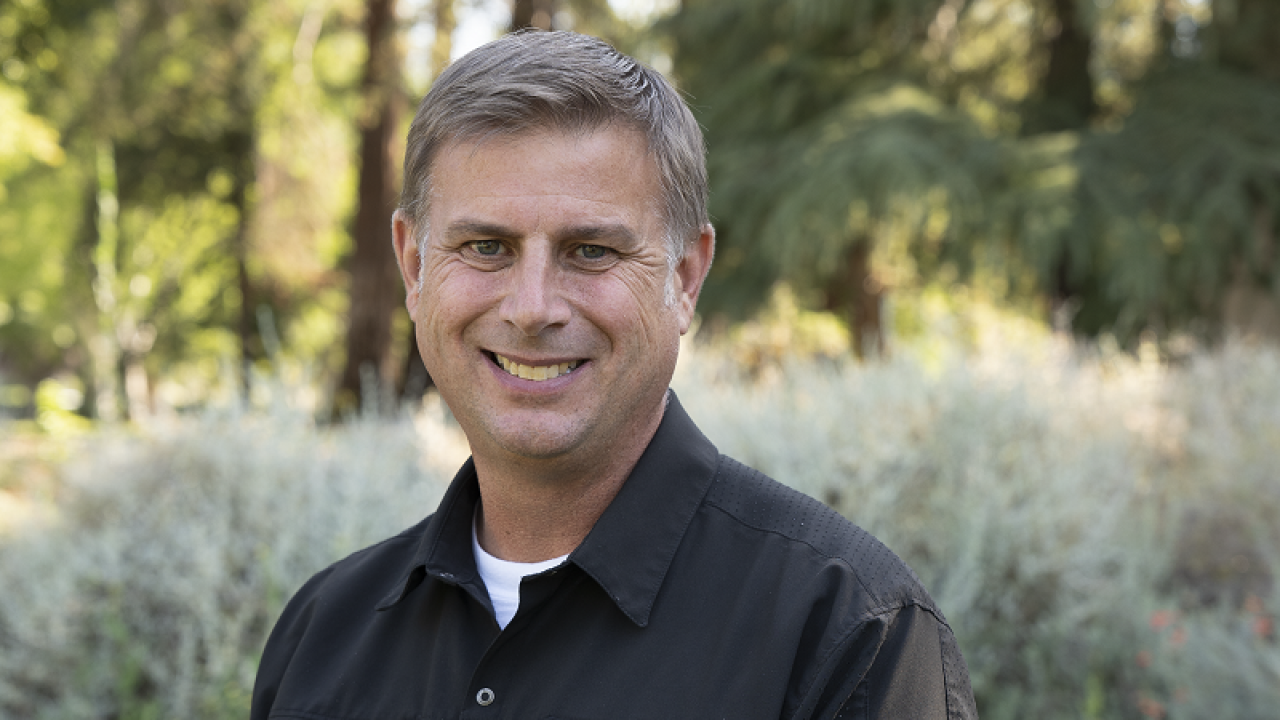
[576,244,610,260]
[470,239,503,256]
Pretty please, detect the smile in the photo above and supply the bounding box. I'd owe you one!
[492,353,583,381]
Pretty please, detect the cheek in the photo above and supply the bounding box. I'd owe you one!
[571,270,679,345]
[417,260,496,326]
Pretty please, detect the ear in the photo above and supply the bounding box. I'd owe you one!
[392,209,422,312]
[674,223,716,335]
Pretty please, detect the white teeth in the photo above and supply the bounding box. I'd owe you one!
[494,354,581,381]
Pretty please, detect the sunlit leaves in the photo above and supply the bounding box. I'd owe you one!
[0,0,372,411]
[758,85,1005,282]
[0,159,87,384]
[0,82,63,192]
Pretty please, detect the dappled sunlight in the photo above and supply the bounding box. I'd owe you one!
[0,490,57,537]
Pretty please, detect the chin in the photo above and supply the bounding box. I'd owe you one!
[485,418,591,462]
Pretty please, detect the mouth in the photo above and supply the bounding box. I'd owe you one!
[490,352,585,382]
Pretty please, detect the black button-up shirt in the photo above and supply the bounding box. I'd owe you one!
[252,394,977,719]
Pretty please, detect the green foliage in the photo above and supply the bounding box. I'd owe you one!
[1050,64,1280,337]
[755,86,1007,284]
[669,0,1005,321]
[668,0,1280,343]
[0,0,370,415]
[3,0,1275,412]
[0,81,63,196]
[0,157,87,389]
[33,376,91,435]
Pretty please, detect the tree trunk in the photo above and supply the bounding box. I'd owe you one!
[397,0,455,402]
[824,240,884,359]
[511,0,556,31]
[1024,0,1095,134]
[90,140,122,422]
[1212,0,1280,83]
[218,0,259,402]
[337,0,405,415]
[1030,0,1096,319]
[230,129,256,401]
[431,0,456,78]
[1041,0,1095,129]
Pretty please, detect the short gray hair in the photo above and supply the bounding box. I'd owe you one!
[400,30,708,263]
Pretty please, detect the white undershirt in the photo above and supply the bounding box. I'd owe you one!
[471,516,570,630]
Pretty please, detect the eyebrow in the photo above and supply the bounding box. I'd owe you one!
[444,220,641,247]
[561,223,640,247]
[444,221,519,243]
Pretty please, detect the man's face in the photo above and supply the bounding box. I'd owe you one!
[394,127,712,468]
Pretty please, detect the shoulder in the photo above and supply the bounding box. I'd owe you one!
[703,454,939,620]
[261,515,431,654]
[293,516,429,605]
[252,516,432,718]
[699,457,976,719]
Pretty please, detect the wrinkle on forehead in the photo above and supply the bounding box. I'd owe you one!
[432,127,659,207]
[433,130,659,230]
[417,126,673,298]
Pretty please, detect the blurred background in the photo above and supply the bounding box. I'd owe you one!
[1,0,1278,717]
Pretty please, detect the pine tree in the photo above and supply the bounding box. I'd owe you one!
[336,0,407,415]
[669,0,1007,355]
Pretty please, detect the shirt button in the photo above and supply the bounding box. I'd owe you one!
[476,688,495,706]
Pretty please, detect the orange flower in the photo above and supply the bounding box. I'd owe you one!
[1136,650,1153,668]
[1254,615,1273,640]
[1136,693,1166,719]
[1150,609,1177,631]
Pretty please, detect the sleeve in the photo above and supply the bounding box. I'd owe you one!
[803,604,978,720]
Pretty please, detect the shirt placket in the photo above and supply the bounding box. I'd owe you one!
[458,564,575,718]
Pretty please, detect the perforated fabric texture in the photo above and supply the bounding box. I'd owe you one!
[939,615,977,717]
[704,455,939,621]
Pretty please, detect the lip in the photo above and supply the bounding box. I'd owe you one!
[487,350,585,368]
[483,350,590,392]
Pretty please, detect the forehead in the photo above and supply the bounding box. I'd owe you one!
[426,127,663,233]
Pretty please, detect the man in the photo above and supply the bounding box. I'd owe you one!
[253,31,977,720]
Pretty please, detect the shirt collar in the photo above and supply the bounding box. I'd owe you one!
[569,392,720,626]
[378,391,721,627]
[375,457,485,610]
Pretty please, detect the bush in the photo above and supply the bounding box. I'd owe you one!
[673,332,1280,719]
[0,399,465,719]
[1,335,1277,718]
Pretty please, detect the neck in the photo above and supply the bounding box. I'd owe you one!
[472,399,667,563]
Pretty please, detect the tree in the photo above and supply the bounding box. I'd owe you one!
[0,0,270,418]
[335,0,407,414]
[397,0,456,402]
[511,0,557,31]
[669,0,1008,355]
[0,0,369,418]
[669,0,1280,347]
[1015,0,1280,340]
[1023,0,1097,135]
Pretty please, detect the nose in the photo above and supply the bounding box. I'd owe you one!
[498,242,572,336]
